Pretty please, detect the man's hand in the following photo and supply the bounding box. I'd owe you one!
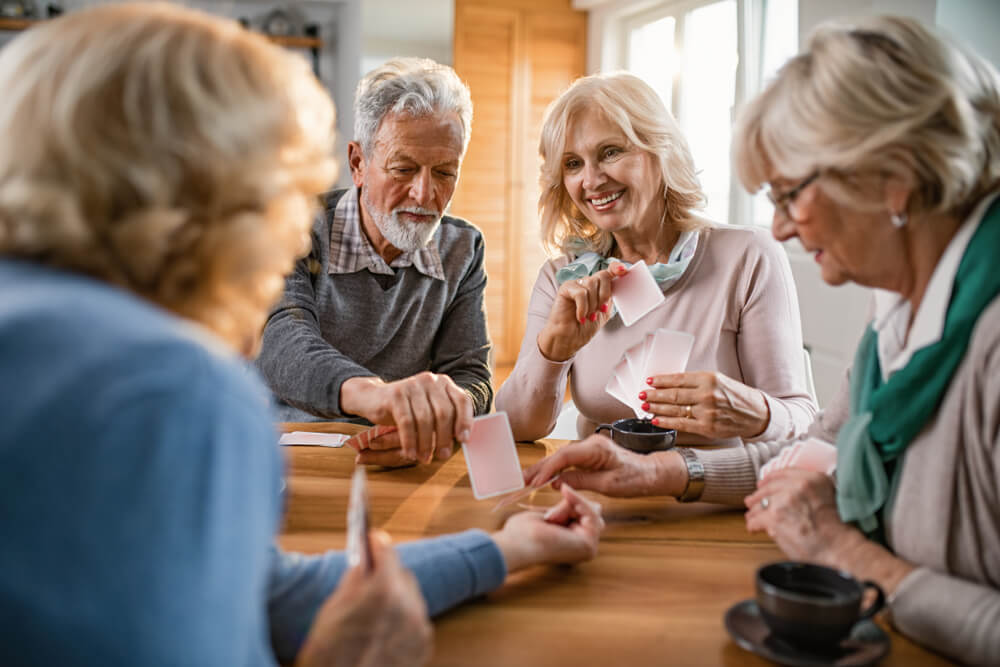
[340,372,473,464]
[296,531,433,667]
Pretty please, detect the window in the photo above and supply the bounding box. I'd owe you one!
[612,0,797,226]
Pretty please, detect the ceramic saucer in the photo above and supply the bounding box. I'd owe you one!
[724,599,890,666]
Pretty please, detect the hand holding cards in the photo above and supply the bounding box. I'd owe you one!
[605,328,695,419]
[346,467,373,572]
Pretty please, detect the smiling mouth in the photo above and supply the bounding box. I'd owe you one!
[588,190,624,209]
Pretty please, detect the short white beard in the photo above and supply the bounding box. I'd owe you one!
[364,189,442,252]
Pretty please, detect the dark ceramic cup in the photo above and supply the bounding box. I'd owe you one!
[756,562,886,648]
[594,418,676,454]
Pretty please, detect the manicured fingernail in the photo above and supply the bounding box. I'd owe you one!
[646,377,653,385]
[588,312,598,322]
[638,391,646,400]
[600,303,609,313]
[641,402,650,411]
[651,418,659,425]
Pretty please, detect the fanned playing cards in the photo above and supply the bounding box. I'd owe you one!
[604,329,695,418]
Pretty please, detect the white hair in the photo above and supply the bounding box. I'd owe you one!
[733,15,1000,219]
[353,57,473,156]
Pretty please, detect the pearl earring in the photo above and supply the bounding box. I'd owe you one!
[891,212,908,228]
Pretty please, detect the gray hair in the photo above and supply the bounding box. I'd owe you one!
[732,15,1000,220]
[353,57,473,156]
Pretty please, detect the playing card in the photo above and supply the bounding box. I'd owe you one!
[605,371,634,411]
[278,431,349,447]
[643,329,695,379]
[611,260,665,326]
[346,467,373,572]
[462,412,525,500]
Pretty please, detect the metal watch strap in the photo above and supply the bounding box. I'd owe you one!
[675,447,705,502]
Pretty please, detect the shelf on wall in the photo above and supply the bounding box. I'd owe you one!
[0,17,323,49]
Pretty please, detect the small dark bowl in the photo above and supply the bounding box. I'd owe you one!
[756,562,885,649]
[595,418,676,454]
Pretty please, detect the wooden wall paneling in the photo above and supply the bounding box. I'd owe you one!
[453,0,586,367]
[452,6,519,361]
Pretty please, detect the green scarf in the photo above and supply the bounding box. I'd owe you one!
[837,197,1000,538]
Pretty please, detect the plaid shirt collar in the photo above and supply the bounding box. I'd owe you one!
[328,187,445,280]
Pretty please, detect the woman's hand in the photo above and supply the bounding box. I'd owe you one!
[491,484,604,572]
[642,371,770,440]
[744,468,852,565]
[537,263,628,362]
[522,434,687,498]
[296,531,433,667]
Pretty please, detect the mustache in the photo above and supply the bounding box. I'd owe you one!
[393,207,440,218]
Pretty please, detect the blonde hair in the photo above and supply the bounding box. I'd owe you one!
[538,72,706,257]
[0,3,337,354]
[733,15,1000,219]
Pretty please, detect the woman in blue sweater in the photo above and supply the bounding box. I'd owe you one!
[0,5,603,666]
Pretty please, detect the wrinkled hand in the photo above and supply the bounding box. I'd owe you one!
[346,425,459,468]
[537,263,627,362]
[522,434,681,498]
[297,531,433,667]
[491,484,604,572]
[642,371,770,440]
[744,469,853,565]
[340,372,473,464]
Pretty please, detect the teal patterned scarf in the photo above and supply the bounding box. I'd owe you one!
[554,230,699,290]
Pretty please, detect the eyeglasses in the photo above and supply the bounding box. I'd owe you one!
[766,171,819,220]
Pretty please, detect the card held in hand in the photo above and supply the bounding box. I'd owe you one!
[462,412,525,500]
[611,260,665,326]
[346,467,373,572]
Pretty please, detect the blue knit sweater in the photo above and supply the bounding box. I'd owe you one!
[0,259,505,666]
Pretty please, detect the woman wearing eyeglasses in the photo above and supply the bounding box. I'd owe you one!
[525,16,1000,663]
[496,72,818,447]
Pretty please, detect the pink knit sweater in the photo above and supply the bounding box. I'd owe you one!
[496,224,818,445]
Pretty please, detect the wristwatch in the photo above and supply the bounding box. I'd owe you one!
[675,447,705,502]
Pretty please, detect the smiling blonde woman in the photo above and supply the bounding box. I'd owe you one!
[496,72,817,447]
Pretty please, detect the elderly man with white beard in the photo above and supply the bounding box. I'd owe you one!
[257,58,492,466]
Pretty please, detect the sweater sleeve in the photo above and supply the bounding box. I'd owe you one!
[256,213,376,419]
[267,530,506,664]
[429,229,494,415]
[695,366,851,505]
[736,230,819,442]
[495,261,573,441]
[888,568,1000,665]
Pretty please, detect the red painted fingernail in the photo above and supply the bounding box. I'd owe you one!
[646,377,654,385]
[638,391,647,400]
[600,303,609,313]
[651,418,659,425]
[588,312,598,322]
[641,402,650,411]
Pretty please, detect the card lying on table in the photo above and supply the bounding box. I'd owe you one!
[611,260,665,326]
[462,412,525,500]
[278,431,349,447]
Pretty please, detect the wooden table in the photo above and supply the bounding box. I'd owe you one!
[278,423,949,666]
